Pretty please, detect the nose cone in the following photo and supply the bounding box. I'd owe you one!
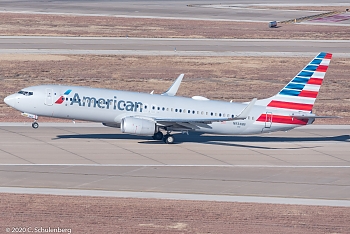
[4,94,16,107]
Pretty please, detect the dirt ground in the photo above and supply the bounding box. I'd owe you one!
[1,193,350,234]
[0,13,349,39]
[1,54,349,124]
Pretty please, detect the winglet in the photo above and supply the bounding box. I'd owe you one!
[161,74,184,96]
[233,98,257,120]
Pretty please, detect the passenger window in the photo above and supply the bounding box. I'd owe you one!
[188,110,190,114]
[215,113,217,116]
[219,113,222,117]
[175,109,178,112]
[166,108,169,111]
[211,112,213,116]
[157,107,160,110]
[179,109,182,113]
[162,107,165,111]
[192,110,195,114]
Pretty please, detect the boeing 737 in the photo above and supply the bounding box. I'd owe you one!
[4,52,335,144]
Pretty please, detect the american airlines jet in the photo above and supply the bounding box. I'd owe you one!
[4,52,335,144]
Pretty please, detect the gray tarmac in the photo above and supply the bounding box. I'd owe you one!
[1,37,350,57]
[1,0,350,23]
[0,123,350,205]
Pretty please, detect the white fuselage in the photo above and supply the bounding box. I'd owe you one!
[4,84,306,135]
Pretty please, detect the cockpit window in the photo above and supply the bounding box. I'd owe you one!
[18,90,34,96]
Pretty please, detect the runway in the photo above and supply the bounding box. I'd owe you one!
[0,123,349,205]
[1,36,350,57]
[0,0,336,22]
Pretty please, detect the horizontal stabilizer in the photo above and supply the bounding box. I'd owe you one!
[161,74,184,96]
[290,113,341,119]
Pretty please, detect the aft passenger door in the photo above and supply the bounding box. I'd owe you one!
[265,112,272,128]
[45,88,53,106]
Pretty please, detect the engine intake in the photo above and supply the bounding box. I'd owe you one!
[121,117,156,136]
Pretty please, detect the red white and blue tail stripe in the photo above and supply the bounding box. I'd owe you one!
[255,52,332,125]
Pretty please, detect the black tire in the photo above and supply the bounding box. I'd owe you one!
[32,122,39,129]
[153,131,164,140]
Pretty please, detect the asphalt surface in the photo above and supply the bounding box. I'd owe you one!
[1,0,342,22]
[0,123,349,205]
[1,37,350,57]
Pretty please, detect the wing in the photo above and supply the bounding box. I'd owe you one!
[154,98,257,130]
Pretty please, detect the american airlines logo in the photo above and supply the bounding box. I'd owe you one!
[67,92,143,112]
[55,89,72,104]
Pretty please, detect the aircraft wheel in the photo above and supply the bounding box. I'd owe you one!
[32,122,39,129]
[164,135,174,144]
[153,131,164,140]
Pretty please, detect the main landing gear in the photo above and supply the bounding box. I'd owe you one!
[152,131,164,140]
[163,134,174,144]
[152,131,175,144]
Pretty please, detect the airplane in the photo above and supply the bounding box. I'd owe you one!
[4,52,336,144]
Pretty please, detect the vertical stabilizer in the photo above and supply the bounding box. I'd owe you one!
[256,52,332,112]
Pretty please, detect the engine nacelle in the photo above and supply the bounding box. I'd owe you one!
[121,117,156,136]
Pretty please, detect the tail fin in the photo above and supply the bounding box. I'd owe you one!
[256,52,332,112]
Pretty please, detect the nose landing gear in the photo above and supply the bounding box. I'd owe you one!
[21,113,39,129]
[32,122,39,129]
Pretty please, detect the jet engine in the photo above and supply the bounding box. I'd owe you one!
[121,117,156,136]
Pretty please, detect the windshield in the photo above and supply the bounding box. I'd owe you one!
[18,90,33,96]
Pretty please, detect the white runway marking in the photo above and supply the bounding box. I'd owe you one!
[1,164,350,168]
[1,187,350,207]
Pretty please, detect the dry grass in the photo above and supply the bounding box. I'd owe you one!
[0,13,349,40]
[1,193,350,234]
[1,55,349,124]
